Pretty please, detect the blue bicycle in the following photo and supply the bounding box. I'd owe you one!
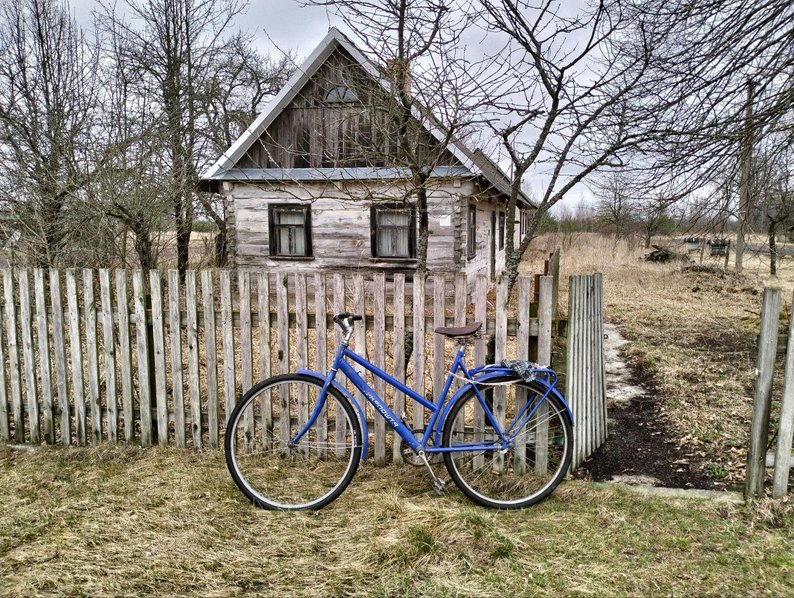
[225,313,573,510]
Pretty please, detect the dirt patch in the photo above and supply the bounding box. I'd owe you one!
[575,326,720,490]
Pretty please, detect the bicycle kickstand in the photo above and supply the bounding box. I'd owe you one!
[418,451,446,495]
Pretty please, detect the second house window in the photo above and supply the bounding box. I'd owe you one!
[269,205,312,257]
[371,205,415,258]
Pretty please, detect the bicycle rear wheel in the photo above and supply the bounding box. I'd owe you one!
[224,374,362,510]
[442,376,572,509]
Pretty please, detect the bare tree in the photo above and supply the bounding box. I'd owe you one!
[591,172,638,236]
[0,0,103,266]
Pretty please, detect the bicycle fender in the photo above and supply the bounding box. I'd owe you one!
[434,372,574,447]
[296,369,369,461]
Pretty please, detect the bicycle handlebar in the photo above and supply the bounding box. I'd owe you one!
[333,313,362,336]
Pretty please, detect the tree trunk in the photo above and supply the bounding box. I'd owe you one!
[769,220,777,277]
[415,181,429,277]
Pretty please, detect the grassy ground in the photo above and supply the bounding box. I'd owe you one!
[527,232,792,488]
[1,445,792,598]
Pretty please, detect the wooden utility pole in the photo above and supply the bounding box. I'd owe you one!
[735,80,755,274]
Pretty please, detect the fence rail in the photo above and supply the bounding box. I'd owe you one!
[0,268,564,460]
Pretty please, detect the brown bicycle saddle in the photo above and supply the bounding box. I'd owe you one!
[433,322,482,338]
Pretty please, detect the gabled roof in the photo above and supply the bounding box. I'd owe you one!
[201,27,533,208]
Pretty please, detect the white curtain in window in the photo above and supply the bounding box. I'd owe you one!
[378,210,410,257]
[275,209,306,255]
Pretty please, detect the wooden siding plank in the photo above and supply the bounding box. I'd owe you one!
[34,269,54,443]
[373,273,386,465]
[66,270,86,445]
[201,271,219,447]
[115,271,134,443]
[19,269,39,443]
[185,271,201,449]
[168,271,186,447]
[149,271,168,445]
[49,269,70,444]
[392,273,406,464]
[99,270,117,443]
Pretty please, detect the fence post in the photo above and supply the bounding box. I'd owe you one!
[746,287,781,498]
[773,291,794,498]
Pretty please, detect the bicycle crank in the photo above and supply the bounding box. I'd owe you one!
[418,451,446,496]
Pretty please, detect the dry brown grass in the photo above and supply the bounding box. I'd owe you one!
[525,232,793,489]
[1,444,792,597]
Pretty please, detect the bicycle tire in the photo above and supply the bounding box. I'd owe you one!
[224,373,362,510]
[442,376,572,509]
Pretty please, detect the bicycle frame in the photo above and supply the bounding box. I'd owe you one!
[294,339,565,457]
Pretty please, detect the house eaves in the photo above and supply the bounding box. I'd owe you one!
[203,166,476,182]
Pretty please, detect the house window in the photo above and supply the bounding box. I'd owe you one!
[498,211,506,250]
[371,205,415,258]
[269,205,312,257]
[467,205,477,259]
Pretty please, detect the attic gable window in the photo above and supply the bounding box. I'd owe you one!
[269,205,312,258]
[324,85,359,103]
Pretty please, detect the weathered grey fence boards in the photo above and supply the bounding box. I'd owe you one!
[747,287,794,498]
[0,267,613,470]
[566,274,608,470]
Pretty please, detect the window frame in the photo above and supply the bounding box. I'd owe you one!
[268,204,313,259]
[498,211,506,250]
[467,204,477,259]
[370,203,417,260]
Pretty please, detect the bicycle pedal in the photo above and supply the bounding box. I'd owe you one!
[432,478,446,496]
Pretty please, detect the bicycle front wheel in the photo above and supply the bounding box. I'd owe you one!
[442,377,572,509]
[224,374,362,510]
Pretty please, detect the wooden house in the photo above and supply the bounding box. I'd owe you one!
[201,28,533,280]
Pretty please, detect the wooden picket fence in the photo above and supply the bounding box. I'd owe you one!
[566,274,608,469]
[747,287,794,498]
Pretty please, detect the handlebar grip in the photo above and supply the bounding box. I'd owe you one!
[351,315,363,322]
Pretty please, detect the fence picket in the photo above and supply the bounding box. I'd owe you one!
[412,275,426,428]
[99,270,117,443]
[333,273,346,456]
[115,271,133,443]
[132,271,152,446]
[33,270,54,444]
[82,269,101,444]
[50,270,70,444]
[149,271,168,445]
[258,272,272,448]
[276,272,290,450]
[19,269,39,443]
[201,271,219,447]
[220,270,236,425]
[536,276,554,475]
[185,272,201,448]
[373,274,386,465]
[295,273,309,452]
[168,271,185,447]
[0,293,7,442]
[392,273,406,464]
[493,277,508,472]
[473,275,487,470]
[67,270,86,445]
[238,271,253,448]
[352,274,366,413]
[314,273,327,454]
[4,270,23,443]
[433,275,446,404]
[515,276,532,473]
